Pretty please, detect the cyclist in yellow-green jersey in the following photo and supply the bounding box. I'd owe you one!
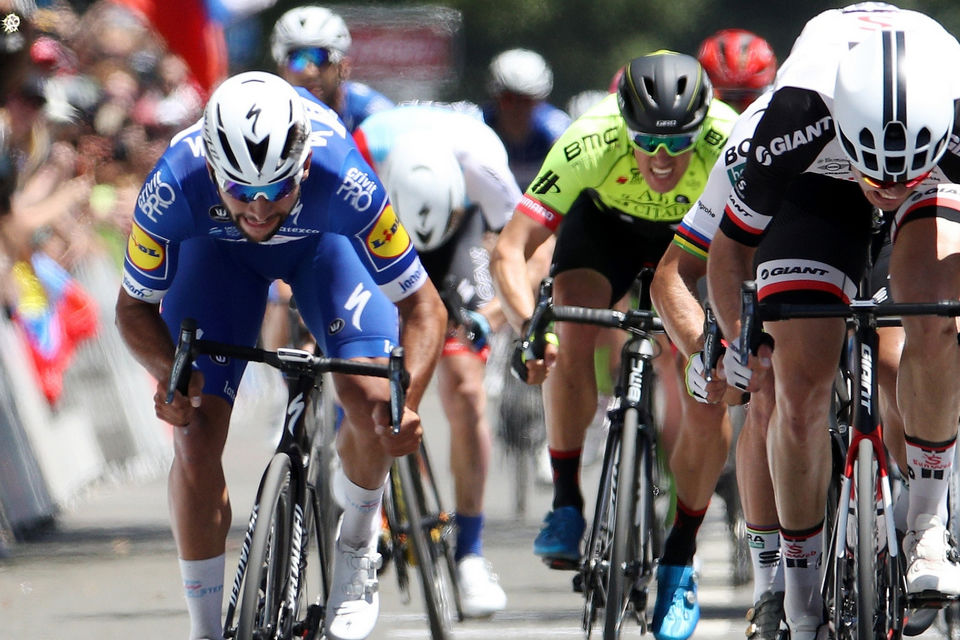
[491,51,736,640]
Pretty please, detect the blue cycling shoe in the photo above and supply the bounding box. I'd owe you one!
[652,564,699,640]
[533,506,585,568]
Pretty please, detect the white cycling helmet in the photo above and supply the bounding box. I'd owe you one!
[202,71,311,187]
[834,29,955,183]
[488,48,553,100]
[270,6,351,66]
[380,137,466,252]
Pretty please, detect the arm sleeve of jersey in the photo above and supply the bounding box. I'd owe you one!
[458,128,523,232]
[121,158,192,303]
[719,87,831,246]
[330,148,427,302]
[674,153,733,260]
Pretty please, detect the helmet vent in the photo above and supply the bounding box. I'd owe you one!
[858,128,875,150]
[676,77,688,100]
[246,137,270,175]
[882,122,906,151]
[916,127,931,148]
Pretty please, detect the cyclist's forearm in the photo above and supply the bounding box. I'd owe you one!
[706,232,755,340]
[651,245,707,358]
[115,289,176,384]
[395,281,446,411]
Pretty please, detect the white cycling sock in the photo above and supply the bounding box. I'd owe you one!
[781,526,823,627]
[905,437,954,528]
[179,554,225,640]
[746,524,783,601]
[339,475,385,551]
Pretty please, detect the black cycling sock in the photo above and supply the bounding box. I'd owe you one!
[549,447,584,513]
[661,499,708,566]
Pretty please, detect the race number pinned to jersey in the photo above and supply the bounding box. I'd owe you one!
[365,204,411,260]
[126,222,168,279]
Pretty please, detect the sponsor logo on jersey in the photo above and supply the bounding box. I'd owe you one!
[563,126,619,161]
[328,318,345,335]
[121,273,157,301]
[531,171,561,195]
[137,170,177,223]
[703,127,727,147]
[209,205,230,222]
[398,265,424,293]
[365,204,410,259]
[338,166,377,213]
[127,222,165,272]
[724,138,753,166]
[754,116,833,166]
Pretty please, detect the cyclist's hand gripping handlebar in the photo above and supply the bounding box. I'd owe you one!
[388,346,409,435]
[723,281,774,391]
[512,277,555,382]
[166,318,197,403]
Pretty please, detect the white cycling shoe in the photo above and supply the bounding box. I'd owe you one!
[325,539,383,640]
[457,554,507,617]
[779,616,829,640]
[904,513,960,596]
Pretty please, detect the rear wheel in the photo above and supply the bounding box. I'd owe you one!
[237,453,294,640]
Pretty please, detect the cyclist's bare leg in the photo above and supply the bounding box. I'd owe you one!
[766,316,844,626]
[736,381,784,601]
[437,352,490,517]
[877,326,907,471]
[542,269,611,454]
[655,340,686,459]
[168,394,234,559]
[890,217,960,530]
[333,371,397,488]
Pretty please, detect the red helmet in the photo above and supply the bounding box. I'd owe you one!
[697,29,776,110]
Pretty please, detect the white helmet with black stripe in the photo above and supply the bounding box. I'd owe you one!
[202,71,311,187]
[834,28,957,183]
[270,6,351,66]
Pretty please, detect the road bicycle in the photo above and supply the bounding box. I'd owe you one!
[738,281,960,639]
[379,437,463,640]
[166,318,408,640]
[515,269,666,640]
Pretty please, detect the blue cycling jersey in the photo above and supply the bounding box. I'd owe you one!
[339,80,395,133]
[122,86,425,305]
[482,100,571,189]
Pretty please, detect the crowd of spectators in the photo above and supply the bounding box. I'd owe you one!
[0,0,204,402]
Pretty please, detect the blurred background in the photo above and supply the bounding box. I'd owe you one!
[0,0,958,552]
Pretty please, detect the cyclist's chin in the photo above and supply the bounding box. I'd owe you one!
[236,216,285,243]
[864,190,909,212]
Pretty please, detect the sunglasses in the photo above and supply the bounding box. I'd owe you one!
[628,126,701,156]
[860,169,931,190]
[286,47,334,73]
[220,173,300,203]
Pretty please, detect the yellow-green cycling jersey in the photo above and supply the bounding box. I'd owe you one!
[514,93,737,231]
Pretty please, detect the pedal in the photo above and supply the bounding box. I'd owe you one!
[572,572,584,592]
[543,556,579,571]
[905,590,960,609]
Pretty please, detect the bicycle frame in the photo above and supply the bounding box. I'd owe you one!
[167,319,408,640]
[520,272,664,639]
[741,282,960,638]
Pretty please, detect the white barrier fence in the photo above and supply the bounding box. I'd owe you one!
[0,255,171,553]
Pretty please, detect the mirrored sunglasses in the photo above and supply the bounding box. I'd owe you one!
[628,127,701,156]
[861,170,931,191]
[222,174,299,203]
[286,47,333,73]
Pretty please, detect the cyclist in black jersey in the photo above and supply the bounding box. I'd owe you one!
[706,7,960,639]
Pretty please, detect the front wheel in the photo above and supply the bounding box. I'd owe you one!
[237,453,294,640]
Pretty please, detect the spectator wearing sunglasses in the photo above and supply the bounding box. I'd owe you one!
[270,5,393,134]
[115,71,446,640]
[490,51,736,640]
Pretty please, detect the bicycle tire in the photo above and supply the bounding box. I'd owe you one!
[603,406,642,640]
[581,426,620,638]
[237,453,294,640]
[288,480,329,640]
[382,473,413,603]
[856,439,878,639]
[396,453,456,640]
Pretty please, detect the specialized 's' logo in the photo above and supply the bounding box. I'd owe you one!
[366,205,410,259]
[127,223,165,271]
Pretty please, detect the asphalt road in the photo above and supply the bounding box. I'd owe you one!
[0,363,953,639]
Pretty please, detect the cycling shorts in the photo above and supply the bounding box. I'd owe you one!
[160,234,399,404]
[419,207,494,313]
[753,174,875,304]
[551,189,675,306]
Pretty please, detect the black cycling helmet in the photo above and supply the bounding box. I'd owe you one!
[617,51,712,135]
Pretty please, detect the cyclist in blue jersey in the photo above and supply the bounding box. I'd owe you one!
[115,71,446,640]
[271,5,394,134]
[482,48,571,191]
